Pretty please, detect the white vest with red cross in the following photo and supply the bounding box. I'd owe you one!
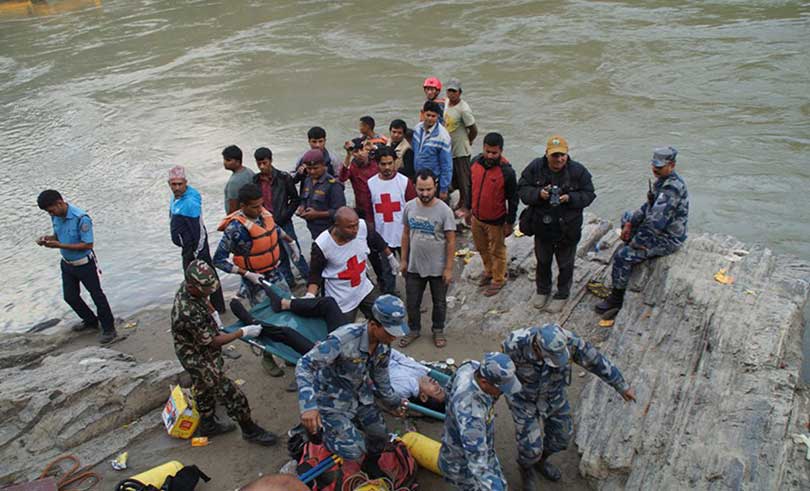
[368,173,409,248]
[315,219,374,313]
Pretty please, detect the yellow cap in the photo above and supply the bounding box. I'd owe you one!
[546,135,569,156]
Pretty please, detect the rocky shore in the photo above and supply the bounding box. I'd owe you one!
[2,213,808,490]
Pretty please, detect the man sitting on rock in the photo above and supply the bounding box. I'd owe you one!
[170,260,277,445]
[595,146,688,316]
[502,323,635,490]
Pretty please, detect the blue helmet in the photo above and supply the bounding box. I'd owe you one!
[372,294,409,337]
[651,146,677,167]
[535,324,570,368]
[480,352,521,396]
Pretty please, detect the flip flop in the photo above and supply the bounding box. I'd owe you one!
[483,282,504,297]
[478,275,493,287]
[433,332,447,348]
[399,332,421,348]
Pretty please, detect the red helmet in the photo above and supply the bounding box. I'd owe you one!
[423,77,442,90]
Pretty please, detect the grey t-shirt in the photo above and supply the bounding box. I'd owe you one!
[403,198,456,277]
[224,167,255,213]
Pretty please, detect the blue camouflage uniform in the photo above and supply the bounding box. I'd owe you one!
[300,173,346,239]
[439,353,520,491]
[613,164,688,289]
[502,324,629,466]
[295,323,399,461]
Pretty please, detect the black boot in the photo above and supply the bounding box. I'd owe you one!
[594,288,625,314]
[197,415,236,438]
[362,453,385,479]
[259,282,284,312]
[519,463,541,491]
[240,420,278,446]
[535,451,561,482]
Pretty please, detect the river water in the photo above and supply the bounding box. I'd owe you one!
[1,0,808,332]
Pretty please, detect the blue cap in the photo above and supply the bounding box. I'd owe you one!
[651,146,677,167]
[535,324,570,368]
[372,295,409,337]
[480,352,522,396]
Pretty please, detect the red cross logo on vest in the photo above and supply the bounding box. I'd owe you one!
[374,193,401,223]
[337,255,366,287]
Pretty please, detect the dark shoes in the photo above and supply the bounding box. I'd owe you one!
[198,415,236,438]
[241,422,278,446]
[519,464,541,490]
[72,320,98,332]
[262,354,284,377]
[98,330,117,345]
[594,288,626,315]
[536,458,562,482]
[285,380,298,393]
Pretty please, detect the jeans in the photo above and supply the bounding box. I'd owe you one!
[61,255,115,332]
[533,237,578,298]
[405,272,447,333]
[278,221,310,287]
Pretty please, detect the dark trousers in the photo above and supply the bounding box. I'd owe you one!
[450,155,472,210]
[288,296,345,333]
[182,243,225,313]
[278,221,310,287]
[61,255,115,332]
[368,249,396,294]
[343,290,378,325]
[405,273,447,333]
[534,236,578,298]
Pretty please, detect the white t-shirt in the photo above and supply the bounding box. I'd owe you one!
[315,220,374,313]
[368,173,410,248]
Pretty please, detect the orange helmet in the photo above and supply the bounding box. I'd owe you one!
[423,77,442,90]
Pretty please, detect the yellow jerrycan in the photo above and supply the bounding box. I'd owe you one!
[400,432,441,476]
[129,461,184,487]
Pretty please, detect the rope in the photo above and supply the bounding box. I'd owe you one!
[39,454,100,491]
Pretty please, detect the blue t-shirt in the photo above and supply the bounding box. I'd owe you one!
[52,204,93,261]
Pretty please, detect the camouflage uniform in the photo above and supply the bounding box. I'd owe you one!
[502,325,629,466]
[170,260,251,422]
[439,353,521,491]
[295,322,399,461]
[613,171,688,289]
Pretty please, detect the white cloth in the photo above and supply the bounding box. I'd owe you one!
[389,349,430,400]
[368,173,410,248]
[315,220,374,313]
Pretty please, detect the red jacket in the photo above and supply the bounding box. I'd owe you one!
[469,154,518,224]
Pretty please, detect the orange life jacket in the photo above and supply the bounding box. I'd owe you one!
[217,208,280,273]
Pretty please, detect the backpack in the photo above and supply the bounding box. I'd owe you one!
[377,439,417,489]
[296,439,360,491]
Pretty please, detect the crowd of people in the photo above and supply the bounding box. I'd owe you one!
[35,76,690,491]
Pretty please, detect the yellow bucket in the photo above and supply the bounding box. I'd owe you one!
[129,461,184,487]
[400,432,441,476]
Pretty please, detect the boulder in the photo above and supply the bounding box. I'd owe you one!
[0,346,187,485]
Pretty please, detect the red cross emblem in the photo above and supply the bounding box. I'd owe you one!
[374,193,401,223]
[337,255,366,287]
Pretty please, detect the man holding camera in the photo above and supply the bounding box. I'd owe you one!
[518,136,595,313]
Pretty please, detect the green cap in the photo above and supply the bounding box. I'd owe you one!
[185,259,219,295]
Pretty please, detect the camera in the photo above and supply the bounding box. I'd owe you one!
[549,185,561,207]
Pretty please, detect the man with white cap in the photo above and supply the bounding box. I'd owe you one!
[295,294,410,479]
[595,146,688,316]
[439,352,521,491]
[502,324,636,489]
[168,165,225,312]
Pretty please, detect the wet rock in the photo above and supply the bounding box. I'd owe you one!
[0,346,187,485]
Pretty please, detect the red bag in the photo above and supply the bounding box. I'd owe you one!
[297,440,360,491]
[377,439,417,489]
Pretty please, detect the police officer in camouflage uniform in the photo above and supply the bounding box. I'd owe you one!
[596,147,688,315]
[295,295,409,478]
[439,352,521,491]
[170,259,278,446]
[502,324,636,490]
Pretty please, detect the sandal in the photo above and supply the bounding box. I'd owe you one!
[478,275,493,287]
[433,332,447,348]
[399,332,421,347]
[483,282,504,297]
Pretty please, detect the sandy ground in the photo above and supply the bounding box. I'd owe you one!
[55,242,596,491]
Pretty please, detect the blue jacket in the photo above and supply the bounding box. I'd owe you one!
[170,186,208,262]
[412,121,453,193]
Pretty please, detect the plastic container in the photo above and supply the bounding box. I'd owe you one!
[400,432,441,476]
[129,461,184,487]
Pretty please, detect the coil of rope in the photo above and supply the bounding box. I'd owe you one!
[39,454,100,491]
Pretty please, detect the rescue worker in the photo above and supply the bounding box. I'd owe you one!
[168,165,225,313]
[213,183,298,377]
[502,324,636,489]
[596,146,688,315]
[36,190,117,344]
[170,259,277,445]
[419,76,446,124]
[438,352,521,491]
[297,148,347,240]
[295,295,409,479]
